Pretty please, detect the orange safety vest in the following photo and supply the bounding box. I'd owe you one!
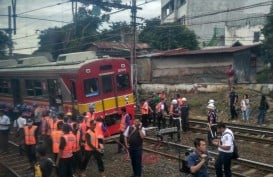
[24,125,38,145]
[52,119,64,132]
[80,121,87,142]
[141,101,149,115]
[86,112,95,128]
[95,122,104,139]
[84,129,98,151]
[47,118,53,135]
[73,130,81,152]
[51,130,63,153]
[61,133,76,159]
[120,113,128,132]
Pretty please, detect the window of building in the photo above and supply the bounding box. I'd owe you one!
[116,73,130,90]
[253,32,260,42]
[102,75,113,93]
[84,78,99,97]
[0,79,10,94]
[25,80,43,96]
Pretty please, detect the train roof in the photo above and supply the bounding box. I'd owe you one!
[0,51,127,75]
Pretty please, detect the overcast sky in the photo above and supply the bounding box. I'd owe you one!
[0,0,161,54]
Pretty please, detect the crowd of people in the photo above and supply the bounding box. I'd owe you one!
[0,86,270,177]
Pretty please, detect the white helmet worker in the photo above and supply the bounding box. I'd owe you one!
[171,99,178,105]
[208,99,215,104]
[207,103,215,110]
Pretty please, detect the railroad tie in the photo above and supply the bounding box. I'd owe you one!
[264,173,273,177]
[241,169,257,176]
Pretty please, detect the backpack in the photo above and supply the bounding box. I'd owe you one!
[34,162,42,177]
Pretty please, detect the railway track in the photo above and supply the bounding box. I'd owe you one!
[144,136,273,177]
[189,119,273,145]
[0,141,33,177]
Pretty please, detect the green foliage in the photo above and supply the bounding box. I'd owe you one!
[262,4,273,73]
[0,31,12,56]
[98,21,131,42]
[36,7,104,59]
[139,18,199,50]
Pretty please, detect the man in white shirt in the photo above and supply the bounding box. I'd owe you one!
[13,112,26,155]
[0,109,11,153]
[213,122,234,177]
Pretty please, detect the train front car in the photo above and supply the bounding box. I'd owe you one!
[62,57,135,136]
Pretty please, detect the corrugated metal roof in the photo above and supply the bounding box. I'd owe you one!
[153,45,259,57]
[91,42,151,50]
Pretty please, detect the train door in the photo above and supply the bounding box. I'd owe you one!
[47,79,63,110]
[11,79,22,105]
[100,74,118,115]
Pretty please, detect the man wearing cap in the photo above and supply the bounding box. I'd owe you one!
[81,120,105,177]
[207,103,217,146]
[56,124,76,177]
[23,119,38,168]
[170,99,181,141]
[0,109,10,153]
[86,103,96,128]
[181,98,190,132]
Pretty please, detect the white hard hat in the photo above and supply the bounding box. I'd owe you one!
[207,103,215,110]
[171,99,178,105]
[182,97,187,101]
[208,99,215,104]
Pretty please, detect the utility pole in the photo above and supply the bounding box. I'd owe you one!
[130,0,138,104]
[8,6,12,56]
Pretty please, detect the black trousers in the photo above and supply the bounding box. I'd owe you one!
[182,116,189,132]
[208,125,217,145]
[141,114,149,127]
[230,105,238,119]
[81,150,104,172]
[0,130,9,152]
[72,151,81,172]
[25,144,36,163]
[58,157,73,177]
[118,131,125,151]
[215,151,233,177]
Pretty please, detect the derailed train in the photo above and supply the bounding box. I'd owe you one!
[0,51,135,135]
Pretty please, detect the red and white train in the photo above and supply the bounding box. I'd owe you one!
[0,51,135,135]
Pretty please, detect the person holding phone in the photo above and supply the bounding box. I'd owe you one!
[187,138,213,177]
[124,117,146,177]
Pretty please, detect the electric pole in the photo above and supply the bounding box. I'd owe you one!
[130,0,138,103]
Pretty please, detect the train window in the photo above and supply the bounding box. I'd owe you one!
[25,80,43,97]
[84,78,99,97]
[100,65,112,71]
[102,75,112,93]
[116,74,130,90]
[0,79,10,94]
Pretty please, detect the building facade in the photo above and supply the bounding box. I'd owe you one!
[161,0,271,47]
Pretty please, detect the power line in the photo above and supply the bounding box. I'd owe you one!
[16,15,71,23]
[17,1,70,15]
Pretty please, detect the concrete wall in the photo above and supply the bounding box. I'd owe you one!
[161,0,270,47]
[150,54,233,83]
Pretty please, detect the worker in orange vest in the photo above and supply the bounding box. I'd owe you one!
[71,121,82,176]
[156,99,167,129]
[56,124,76,177]
[52,112,65,132]
[81,120,105,177]
[40,110,52,152]
[118,107,130,153]
[23,119,38,168]
[86,103,96,129]
[95,116,107,147]
[51,121,64,162]
[141,99,149,127]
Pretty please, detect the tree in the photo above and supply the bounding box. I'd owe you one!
[36,6,106,59]
[98,21,131,42]
[139,18,199,50]
[0,31,12,57]
[262,4,273,72]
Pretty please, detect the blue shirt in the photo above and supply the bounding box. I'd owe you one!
[187,151,209,177]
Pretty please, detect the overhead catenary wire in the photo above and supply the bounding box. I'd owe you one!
[4,0,273,53]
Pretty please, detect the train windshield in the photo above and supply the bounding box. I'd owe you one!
[116,73,130,90]
[84,78,99,97]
